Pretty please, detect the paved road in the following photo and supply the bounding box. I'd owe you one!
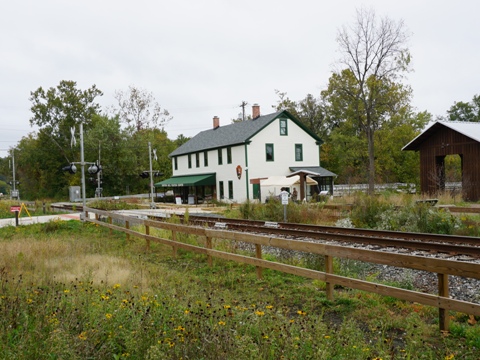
[0,213,81,228]
[0,204,219,228]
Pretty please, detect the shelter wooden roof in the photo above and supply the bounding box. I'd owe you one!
[403,121,480,151]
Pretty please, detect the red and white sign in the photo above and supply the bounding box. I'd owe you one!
[10,206,21,212]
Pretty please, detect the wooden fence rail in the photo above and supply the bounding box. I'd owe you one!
[85,207,480,332]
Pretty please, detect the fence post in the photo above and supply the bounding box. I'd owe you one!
[438,273,450,331]
[145,225,150,251]
[325,255,334,301]
[172,230,178,258]
[109,217,112,236]
[125,220,130,241]
[206,236,213,267]
[255,244,263,279]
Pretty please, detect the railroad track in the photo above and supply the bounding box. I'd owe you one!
[151,214,480,259]
[51,203,480,259]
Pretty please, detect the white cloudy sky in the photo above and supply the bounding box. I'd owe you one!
[1,0,479,157]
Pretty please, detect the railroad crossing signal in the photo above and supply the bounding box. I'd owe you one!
[88,164,102,174]
[62,163,77,174]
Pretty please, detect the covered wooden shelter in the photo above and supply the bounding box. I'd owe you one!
[287,167,337,201]
[403,121,480,201]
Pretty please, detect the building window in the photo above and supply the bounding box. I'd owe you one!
[295,144,303,161]
[228,180,233,199]
[219,181,224,199]
[280,118,288,136]
[227,147,232,164]
[204,151,208,167]
[265,143,274,162]
[218,149,223,165]
[195,152,200,168]
[188,154,192,168]
[174,156,178,170]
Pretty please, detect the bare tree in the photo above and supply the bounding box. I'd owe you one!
[335,7,411,194]
[113,85,172,132]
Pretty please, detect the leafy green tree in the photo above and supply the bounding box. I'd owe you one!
[273,90,328,140]
[82,114,130,197]
[375,110,431,185]
[446,94,480,122]
[174,134,190,147]
[29,80,103,145]
[334,7,411,193]
[20,80,103,199]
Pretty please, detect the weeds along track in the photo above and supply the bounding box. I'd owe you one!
[150,214,480,262]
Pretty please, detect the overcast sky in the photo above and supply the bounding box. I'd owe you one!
[1,0,479,158]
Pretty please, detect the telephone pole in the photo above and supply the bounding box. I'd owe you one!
[239,101,248,121]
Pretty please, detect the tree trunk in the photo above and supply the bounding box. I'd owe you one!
[367,126,375,194]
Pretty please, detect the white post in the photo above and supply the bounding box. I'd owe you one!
[80,122,87,220]
[11,149,17,199]
[148,142,155,209]
[96,142,102,198]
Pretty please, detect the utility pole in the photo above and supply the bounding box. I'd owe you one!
[96,142,102,198]
[239,101,248,121]
[148,142,155,209]
[10,149,19,200]
[80,122,87,220]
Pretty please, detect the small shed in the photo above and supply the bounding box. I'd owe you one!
[403,121,480,201]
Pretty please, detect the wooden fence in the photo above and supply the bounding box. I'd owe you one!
[84,207,480,332]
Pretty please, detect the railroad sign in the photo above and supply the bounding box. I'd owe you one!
[280,191,289,205]
[10,205,21,212]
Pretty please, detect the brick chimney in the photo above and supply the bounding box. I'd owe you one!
[213,116,220,129]
[252,104,260,119]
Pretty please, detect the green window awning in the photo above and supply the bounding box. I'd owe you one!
[155,173,216,187]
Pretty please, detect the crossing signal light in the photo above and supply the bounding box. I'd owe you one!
[88,164,102,175]
[154,172,163,177]
[62,164,77,174]
[140,171,149,179]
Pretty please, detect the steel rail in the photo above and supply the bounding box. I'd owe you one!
[162,214,480,258]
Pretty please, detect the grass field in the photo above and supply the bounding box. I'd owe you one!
[1,218,479,359]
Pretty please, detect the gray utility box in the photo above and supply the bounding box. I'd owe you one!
[69,186,81,202]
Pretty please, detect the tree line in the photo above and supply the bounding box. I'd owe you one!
[0,82,186,200]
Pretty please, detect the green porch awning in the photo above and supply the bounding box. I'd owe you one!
[155,173,216,187]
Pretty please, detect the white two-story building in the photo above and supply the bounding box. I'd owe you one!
[156,104,336,204]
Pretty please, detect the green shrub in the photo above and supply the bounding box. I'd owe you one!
[376,203,461,234]
[349,194,393,228]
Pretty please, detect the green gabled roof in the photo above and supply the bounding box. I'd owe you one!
[169,110,323,157]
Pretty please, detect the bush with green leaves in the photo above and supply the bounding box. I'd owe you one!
[375,203,461,234]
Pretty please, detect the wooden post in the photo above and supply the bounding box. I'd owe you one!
[255,244,263,279]
[172,230,178,258]
[206,236,213,267]
[438,273,450,331]
[109,217,112,235]
[325,255,334,301]
[125,220,130,241]
[145,225,150,251]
